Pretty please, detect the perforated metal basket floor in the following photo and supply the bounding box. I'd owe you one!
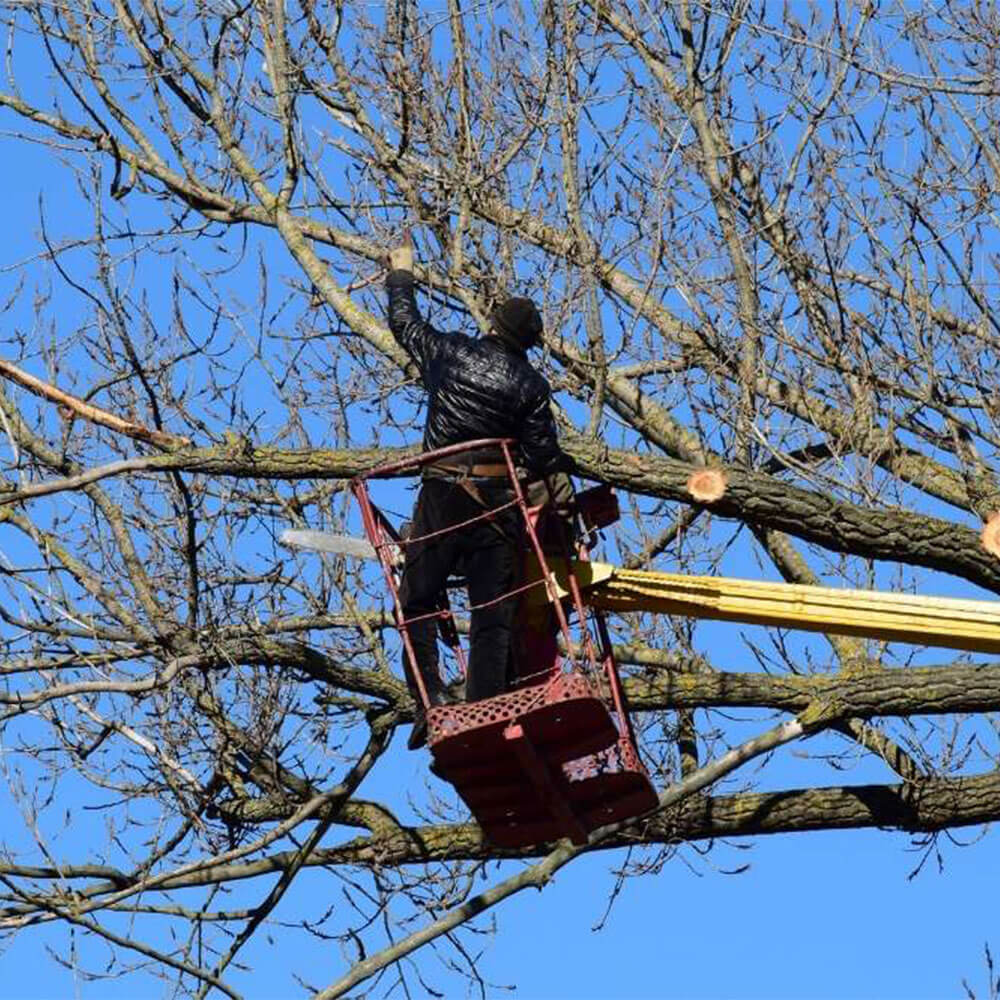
[428,671,657,848]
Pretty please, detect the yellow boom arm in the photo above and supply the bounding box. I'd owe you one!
[531,561,1000,656]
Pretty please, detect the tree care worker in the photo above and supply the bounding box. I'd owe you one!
[385,234,573,748]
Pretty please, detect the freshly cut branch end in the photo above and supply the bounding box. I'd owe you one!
[981,513,1000,557]
[687,468,727,503]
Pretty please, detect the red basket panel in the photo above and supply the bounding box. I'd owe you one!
[427,670,619,768]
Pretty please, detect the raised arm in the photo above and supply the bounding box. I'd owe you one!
[385,238,442,374]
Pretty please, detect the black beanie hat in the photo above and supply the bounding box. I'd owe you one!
[491,297,543,350]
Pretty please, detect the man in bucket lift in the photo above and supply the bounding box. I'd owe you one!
[386,234,574,749]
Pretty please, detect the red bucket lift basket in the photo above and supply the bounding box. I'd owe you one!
[352,439,656,848]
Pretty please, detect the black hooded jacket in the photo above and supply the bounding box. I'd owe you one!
[386,270,568,476]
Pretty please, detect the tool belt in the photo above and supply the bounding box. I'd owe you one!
[425,460,510,479]
[423,445,518,481]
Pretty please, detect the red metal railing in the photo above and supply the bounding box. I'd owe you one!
[351,438,606,708]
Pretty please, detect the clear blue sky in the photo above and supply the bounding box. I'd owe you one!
[1,12,997,1000]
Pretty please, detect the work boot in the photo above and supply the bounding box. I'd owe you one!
[407,711,430,751]
[407,687,449,751]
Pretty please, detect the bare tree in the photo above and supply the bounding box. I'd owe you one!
[2,1,1000,995]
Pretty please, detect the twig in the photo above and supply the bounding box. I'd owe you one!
[0,456,160,506]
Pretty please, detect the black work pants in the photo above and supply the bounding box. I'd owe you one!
[397,477,522,704]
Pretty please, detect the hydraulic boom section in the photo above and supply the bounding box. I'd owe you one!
[531,561,1000,656]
